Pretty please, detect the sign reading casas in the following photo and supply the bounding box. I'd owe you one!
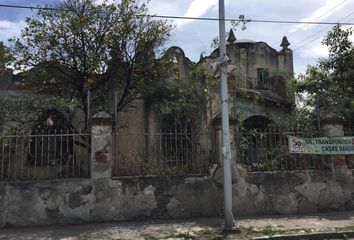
[288,136,354,155]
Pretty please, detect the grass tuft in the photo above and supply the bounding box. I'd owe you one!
[260,225,281,236]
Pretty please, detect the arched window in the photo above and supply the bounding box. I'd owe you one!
[241,115,271,132]
[239,115,278,167]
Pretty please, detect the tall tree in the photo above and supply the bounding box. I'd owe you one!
[0,42,10,70]
[294,25,354,130]
[10,0,172,129]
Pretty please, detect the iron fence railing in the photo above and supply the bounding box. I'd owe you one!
[112,129,212,176]
[236,130,354,171]
[3,127,352,180]
[113,128,354,175]
[344,128,354,169]
[236,130,326,171]
[347,156,354,169]
[0,130,90,181]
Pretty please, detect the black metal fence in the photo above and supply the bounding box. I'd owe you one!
[236,130,354,171]
[112,129,211,176]
[345,128,354,169]
[112,128,354,176]
[2,127,353,181]
[0,130,90,181]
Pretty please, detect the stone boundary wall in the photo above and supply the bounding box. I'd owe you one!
[1,166,353,228]
[233,167,354,216]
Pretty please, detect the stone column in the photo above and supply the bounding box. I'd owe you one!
[91,111,113,179]
[320,113,347,172]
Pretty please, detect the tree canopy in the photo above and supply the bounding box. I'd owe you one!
[9,0,172,129]
[0,42,10,69]
[0,96,76,133]
[294,25,354,130]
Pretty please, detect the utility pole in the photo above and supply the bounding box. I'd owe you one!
[86,90,91,130]
[218,0,235,230]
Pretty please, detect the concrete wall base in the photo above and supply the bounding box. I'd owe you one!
[1,166,353,228]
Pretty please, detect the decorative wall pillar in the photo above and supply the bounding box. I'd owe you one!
[91,111,113,179]
[320,113,347,172]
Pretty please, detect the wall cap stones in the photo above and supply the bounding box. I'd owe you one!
[91,111,112,126]
[320,112,345,126]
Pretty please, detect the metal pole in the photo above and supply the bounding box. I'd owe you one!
[219,0,235,230]
[114,92,118,131]
[87,90,90,130]
[316,94,321,132]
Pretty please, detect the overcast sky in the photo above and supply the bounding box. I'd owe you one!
[0,0,354,75]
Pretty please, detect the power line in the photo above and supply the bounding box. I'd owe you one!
[143,14,354,25]
[271,0,348,47]
[293,17,354,52]
[0,4,69,11]
[293,12,354,51]
[291,0,348,33]
[1,3,354,26]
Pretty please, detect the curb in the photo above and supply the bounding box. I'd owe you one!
[252,231,354,240]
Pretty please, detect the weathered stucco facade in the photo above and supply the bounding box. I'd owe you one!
[115,34,295,169]
[202,34,294,127]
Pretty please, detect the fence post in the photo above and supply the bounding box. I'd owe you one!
[90,111,113,179]
[320,113,347,172]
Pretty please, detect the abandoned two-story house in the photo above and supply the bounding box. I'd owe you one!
[114,31,294,175]
[0,30,294,177]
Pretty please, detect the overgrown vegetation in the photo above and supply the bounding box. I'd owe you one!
[0,96,77,132]
[8,0,172,130]
[0,42,10,69]
[153,61,218,127]
[234,25,354,171]
[141,233,158,240]
[293,25,354,131]
[165,231,196,239]
[335,225,354,232]
[260,225,282,236]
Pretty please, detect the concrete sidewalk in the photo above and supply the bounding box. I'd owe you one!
[0,211,353,240]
